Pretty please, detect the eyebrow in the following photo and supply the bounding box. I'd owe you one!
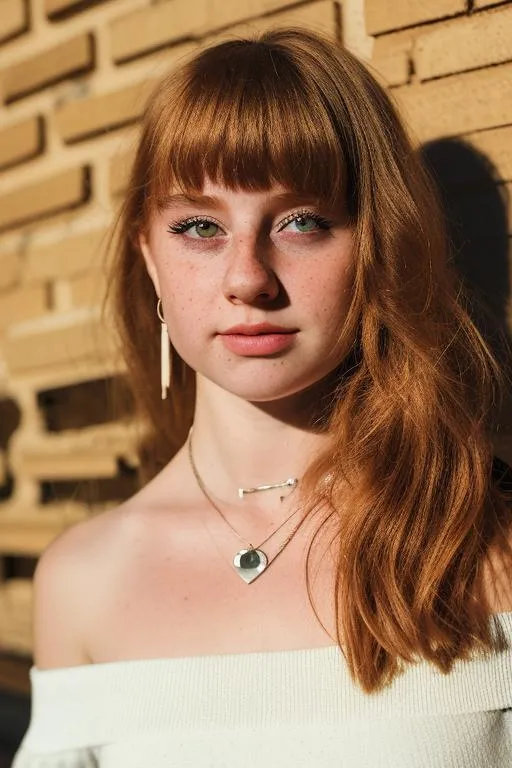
[157,191,323,210]
[157,193,219,210]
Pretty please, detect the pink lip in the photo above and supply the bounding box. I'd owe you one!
[221,323,296,335]
[219,324,298,356]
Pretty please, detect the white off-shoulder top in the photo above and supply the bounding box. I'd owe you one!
[11,612,512,767]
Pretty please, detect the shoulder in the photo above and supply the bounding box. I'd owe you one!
[31,457,190,670]
[32,504,132,670]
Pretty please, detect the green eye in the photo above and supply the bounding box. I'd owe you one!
[167,218,222,238]
[294,215,318,232]
[194,221,219,238]
[278,212,331,234]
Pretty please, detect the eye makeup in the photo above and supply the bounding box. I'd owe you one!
[276,209,333,233]
[166,209,334,237]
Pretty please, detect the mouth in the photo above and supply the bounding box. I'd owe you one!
[218,325,298,356]
[220,323,297,336]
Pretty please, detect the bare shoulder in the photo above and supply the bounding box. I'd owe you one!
[32,504,132,670]
[31,454,190,670]
[32,444,222,669]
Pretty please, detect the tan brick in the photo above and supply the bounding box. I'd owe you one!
[208,0,312,32]
[2,316,117,374]
[0,250,20,291]
[464,126,512,182]
[426,129,512,188]
[45,0,108,16]
[110,0,209,63]
[365,0,465,35]
[394,62,512,142]
[20,449,117,480]
[3,34,94,103]
[18,423,137,480]
[109,149,134,196]
[415,6,512,80]
[111,0,315,63]
[0,512,77,557]
[55,79,157,144]
[0,285,47,330]
[0,117,43,171]
[211,1,338,42]
[372,54,409,87]
[372,29,414,86]
[475,0,509,7]
[69,270,106,308]
[371,19,457,86]
[19,204,93,236]
[20,444,117,481]
[0,167,89,232]
[0,0,27,43]
[0,578,32,656]
[24,227,110,282]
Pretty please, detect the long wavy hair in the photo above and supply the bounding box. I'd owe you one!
[106,28,512,693]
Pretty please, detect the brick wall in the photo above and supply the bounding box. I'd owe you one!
[369,0,512,458]
[0,0,510,673]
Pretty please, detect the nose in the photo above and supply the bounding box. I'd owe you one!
[222,235,279,305]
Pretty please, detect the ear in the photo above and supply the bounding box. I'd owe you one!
[138,231,161,298]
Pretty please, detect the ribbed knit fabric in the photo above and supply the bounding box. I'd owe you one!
[12,612,512,767]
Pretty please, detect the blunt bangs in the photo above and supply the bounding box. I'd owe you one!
[146,37,350,212]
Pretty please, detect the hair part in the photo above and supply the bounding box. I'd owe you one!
[106,27,512,693]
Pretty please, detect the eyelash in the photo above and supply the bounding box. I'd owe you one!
[167,216,219,235]
[166,210,333,235]
[277,210,333,232]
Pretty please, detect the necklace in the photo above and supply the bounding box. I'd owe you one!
[238,477,298,499]
[187,429,305,584]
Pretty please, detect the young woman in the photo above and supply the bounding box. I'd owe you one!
[13,27,512,768]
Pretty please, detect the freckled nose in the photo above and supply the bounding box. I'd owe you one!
[222,238,279,305]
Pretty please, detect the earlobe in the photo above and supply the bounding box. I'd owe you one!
[138,232,161,297]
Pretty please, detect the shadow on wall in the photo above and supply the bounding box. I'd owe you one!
[0,398,21,503]
[420,138,512,464]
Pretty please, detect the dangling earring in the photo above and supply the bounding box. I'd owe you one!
[157,298,171,400]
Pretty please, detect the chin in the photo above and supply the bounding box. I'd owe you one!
[205,366,337,403]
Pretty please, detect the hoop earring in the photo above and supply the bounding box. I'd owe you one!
[157,298,171,400]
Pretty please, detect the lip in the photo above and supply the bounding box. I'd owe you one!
[220,323,297,335]
[218,324,298,356]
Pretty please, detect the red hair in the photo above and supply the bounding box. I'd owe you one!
[106,28,512,692]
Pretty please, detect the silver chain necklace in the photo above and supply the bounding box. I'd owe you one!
[187,429,305,584]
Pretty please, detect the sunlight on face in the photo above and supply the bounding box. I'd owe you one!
[139,180,355,402]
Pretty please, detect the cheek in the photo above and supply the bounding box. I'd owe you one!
[294,261,354,323]
[156,262,217,347]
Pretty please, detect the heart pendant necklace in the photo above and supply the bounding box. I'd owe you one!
[187,429,304,584]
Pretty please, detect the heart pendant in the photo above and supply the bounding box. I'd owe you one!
[233,548,268,584]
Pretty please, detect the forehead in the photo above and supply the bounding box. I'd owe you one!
[157,179,340,214]
[142,38,354,220]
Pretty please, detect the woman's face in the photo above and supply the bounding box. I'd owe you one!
[139,179,355,402]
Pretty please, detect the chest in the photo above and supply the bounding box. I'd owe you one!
[89,510,338,663]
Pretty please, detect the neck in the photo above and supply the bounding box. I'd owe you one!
[188,374,335,518]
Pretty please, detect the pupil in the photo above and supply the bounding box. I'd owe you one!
[197,222,216,237]
[297,216,312,231]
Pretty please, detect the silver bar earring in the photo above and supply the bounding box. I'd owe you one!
[157,298,170,400]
